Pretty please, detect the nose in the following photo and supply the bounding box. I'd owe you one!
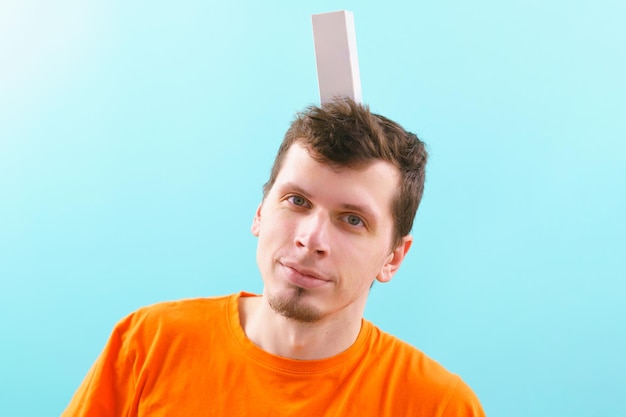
[294,211,331,256]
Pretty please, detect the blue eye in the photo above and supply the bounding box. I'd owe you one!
[345,214,364,227]
[288,195,308,207]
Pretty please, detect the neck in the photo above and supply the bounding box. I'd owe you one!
[239,295,364,360]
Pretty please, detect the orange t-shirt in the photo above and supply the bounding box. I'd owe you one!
[63,293,485,416]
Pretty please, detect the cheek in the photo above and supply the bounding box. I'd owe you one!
[257,218,291,255]
[359,246,390,274]
[338,241,382,272]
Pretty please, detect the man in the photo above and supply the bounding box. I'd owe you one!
[63,98,485,416]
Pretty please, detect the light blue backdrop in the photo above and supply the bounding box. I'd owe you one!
[1,1,624,416]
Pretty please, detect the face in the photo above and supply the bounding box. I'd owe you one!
[251,142,412,323]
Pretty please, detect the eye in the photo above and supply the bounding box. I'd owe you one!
[342,214,365,227]
[287,195,310,208]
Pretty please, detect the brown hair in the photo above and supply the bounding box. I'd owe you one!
[263,98,428,248]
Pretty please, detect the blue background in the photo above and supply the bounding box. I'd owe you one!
[1,1,624,415]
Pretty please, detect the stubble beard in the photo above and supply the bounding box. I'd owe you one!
[267,286,322,323]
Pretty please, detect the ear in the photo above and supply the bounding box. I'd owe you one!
[251,203,263,237]
[376,235,413,283]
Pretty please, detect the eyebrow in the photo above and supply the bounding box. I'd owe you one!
[340,203,378,222]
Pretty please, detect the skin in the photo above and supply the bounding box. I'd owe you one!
[241,142,412,360]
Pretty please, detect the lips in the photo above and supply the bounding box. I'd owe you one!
[280,261,331,288]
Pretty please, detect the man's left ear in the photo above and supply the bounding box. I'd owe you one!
[376,235,413,283]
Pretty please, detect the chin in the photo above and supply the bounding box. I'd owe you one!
[267,286,323,323]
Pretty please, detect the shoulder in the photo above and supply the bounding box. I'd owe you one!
[134,294,231,321]
[367,324,457,385]
[364,323,484,416]
[113,294,235,343]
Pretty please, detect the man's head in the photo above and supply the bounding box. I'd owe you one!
[263,98,428,248]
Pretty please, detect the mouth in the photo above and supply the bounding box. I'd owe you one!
[280,261,331,289]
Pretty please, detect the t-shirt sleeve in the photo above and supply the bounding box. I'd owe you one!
[61,318,138,417]
[440,377,486,417]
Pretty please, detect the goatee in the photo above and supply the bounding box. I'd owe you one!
[267,287,322,323]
